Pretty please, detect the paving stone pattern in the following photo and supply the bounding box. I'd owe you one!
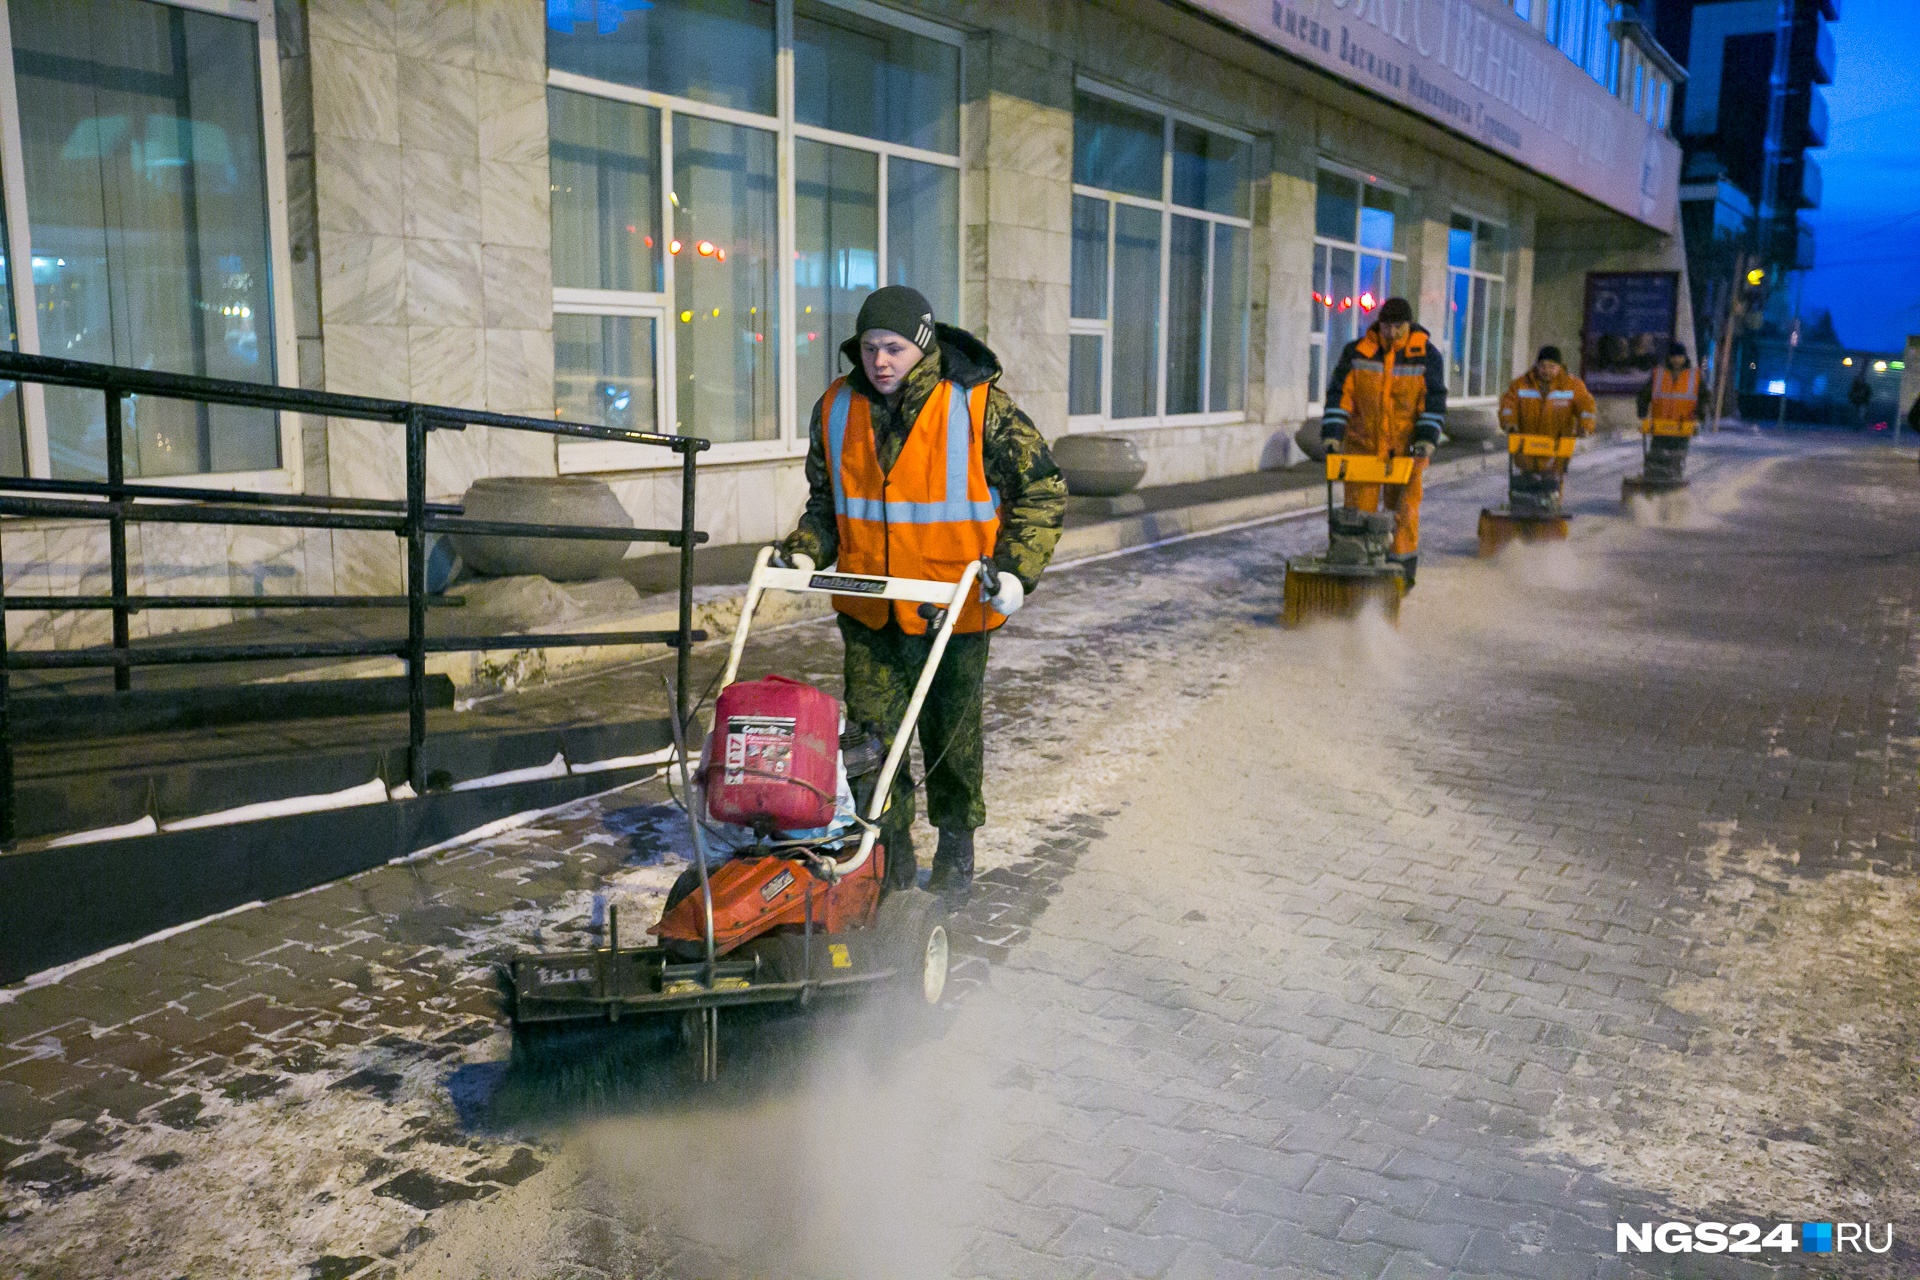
[3,434,1917,1278]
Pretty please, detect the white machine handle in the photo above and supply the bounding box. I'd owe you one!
[719,546,982,881]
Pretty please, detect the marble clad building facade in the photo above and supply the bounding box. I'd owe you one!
[0,0,1686,645]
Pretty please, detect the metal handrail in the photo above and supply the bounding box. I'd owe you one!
[0,350,711,844]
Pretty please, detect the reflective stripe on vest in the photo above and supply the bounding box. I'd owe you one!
[823,376,1004,634]
[827,382,1001,525]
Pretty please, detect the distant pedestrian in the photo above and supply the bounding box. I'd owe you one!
[1847,368,1872,429]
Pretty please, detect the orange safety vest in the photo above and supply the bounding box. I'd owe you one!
[823,376,1004,635]
[1648,366,1698,424]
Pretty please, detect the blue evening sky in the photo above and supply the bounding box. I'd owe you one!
[1796,0,1920,351]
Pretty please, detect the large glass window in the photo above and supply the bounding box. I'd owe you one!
[1447,213,1511,400]
[1308,168,1406,405]
[11,0,279,480]
[1069,86,1252,426]
[549,0,961,464]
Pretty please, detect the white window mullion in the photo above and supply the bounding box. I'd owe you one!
[1154,117,1172,422]
[1105,197,1116,424]
[1200,215,1215,413]
[0,0,47,477]
[660,108,678,436]
[876,150,889,295]
[776,0,797,449]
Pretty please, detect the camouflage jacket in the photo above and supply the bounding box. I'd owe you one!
[781,324,1067,592]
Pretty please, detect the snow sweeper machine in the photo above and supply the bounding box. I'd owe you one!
[500,549,976,1080]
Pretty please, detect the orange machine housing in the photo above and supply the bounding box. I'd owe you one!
[654,843,887,956]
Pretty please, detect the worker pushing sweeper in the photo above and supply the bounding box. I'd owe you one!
[775,286,1066,899]
[1319,297,1448,591]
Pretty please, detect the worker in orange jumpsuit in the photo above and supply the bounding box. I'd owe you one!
[1320,297,1447,588]
[1635,342,1701,485]
[1497,345,1597,515]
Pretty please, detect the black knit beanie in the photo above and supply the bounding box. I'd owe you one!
[1537,345,1564,365]
[854,286,936,351]
[1378,297,1413,324]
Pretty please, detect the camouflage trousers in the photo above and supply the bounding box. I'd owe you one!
[838,614,991,849]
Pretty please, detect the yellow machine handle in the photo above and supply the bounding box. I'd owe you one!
[1641,419,1697,438]
[1508,433,1576,458]
[1326,454,1417,485]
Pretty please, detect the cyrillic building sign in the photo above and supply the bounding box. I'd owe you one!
[1183,0,1681,230]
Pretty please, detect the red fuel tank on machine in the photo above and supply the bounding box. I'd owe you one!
[704,675,840,832]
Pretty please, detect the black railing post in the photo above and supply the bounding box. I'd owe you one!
[404,407,429,795]
[677,443,697,732]
[104,389,131,691]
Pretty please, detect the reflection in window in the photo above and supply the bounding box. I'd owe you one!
[549,88,660,293]
[794,139,877,420]
[794,0,958,154]
[546,0,775,116]
[1309,168,1408,404]
[673,115,778,444]
[555,313,657,433]
[14,0,278,479]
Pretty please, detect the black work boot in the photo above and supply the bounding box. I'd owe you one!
[881,825,917,892]
[1389,554,1417,591]
[927,828,975,899]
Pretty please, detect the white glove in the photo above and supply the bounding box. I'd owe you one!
[988,574,1025,617]
[1409,440,1436,458]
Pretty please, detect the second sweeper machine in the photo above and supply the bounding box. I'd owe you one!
[501,549,980,1080]
[1478,432,1576,556]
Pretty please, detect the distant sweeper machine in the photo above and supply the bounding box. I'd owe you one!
[1621,416,1695,503]
[1477,432,1576,556]
[501,549,982,1080]
[1282,452,1414,627]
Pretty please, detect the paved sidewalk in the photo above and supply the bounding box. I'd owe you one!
[6,431,1918,1278]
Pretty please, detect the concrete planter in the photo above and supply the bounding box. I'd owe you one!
[1052,434,1147,497]
[450,476,633,582]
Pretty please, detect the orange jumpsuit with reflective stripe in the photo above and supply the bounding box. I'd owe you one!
[1321,323,1448,558]
[1499,369,1597,477]
[823,375,1005,634]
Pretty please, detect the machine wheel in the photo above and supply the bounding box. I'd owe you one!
[876,889,950,1007]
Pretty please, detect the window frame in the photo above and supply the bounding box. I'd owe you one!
[0,0,302,491]
[1305,160,1411,409]
[551,0,965,474]
[1067,76,1255,434]
[1445,210,1511,404]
